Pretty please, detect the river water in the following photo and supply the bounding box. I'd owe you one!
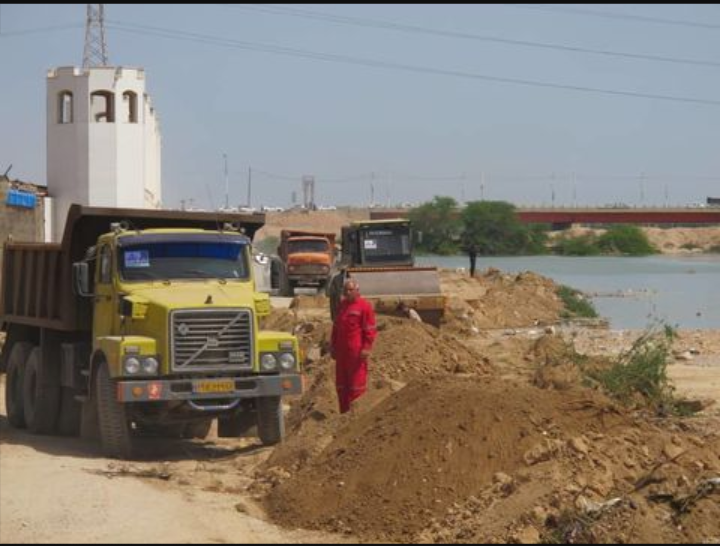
[417,255,720,330]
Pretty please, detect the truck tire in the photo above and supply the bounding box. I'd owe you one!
[279,268,292,297]
[5,342,33,428]
[57,387,82,436]
[96,360,132,459]
[183,419,213,439]
[80,388,99,441]
[23,347,61,434]
[256,396,284,446]
[218,411,255,438]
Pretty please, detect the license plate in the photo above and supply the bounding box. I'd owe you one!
[194,379,235,394]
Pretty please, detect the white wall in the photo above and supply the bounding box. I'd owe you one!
[47,66,162,241]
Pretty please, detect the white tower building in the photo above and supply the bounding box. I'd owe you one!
[46,66,162,241]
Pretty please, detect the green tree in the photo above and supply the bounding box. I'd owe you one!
[461,200,548,255]
[409,196,462,255]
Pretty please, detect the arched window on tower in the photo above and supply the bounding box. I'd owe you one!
[57,91,73,124]
[90,90,115,123]
[122,91,138,123]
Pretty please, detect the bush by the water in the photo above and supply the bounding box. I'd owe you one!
[597,225,657,256]
[557,285,598,318]
[553,225,657,257]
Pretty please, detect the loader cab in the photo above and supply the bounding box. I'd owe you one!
[341,220,414,268]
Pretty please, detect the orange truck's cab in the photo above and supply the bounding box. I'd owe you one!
[277,230,336,296]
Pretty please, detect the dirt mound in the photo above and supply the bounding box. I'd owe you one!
[259,315,492,473]
[255,209,369,243]
[643,227,720,253]
[263,376,720,543]
[440,269,565,331]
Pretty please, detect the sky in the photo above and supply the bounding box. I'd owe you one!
[1,4,719,210]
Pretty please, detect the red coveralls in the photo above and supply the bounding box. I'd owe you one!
[331,296,377,414]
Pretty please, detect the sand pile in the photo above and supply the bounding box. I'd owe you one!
[263,375,720,543]
[258,314,492,474]
[643,227,720,253]
[440,269,565,331]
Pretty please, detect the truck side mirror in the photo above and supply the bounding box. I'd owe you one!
[73,262,93,297]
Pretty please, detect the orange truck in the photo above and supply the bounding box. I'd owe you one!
[277,230,336,296]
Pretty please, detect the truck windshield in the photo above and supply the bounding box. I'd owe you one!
[288,239,329,254]
[119,241,249,281]
[361,228,412,264]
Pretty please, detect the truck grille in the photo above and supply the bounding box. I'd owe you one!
[290,264,328,275]
[170,309,253,372]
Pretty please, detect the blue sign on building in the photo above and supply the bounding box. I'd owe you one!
[6,189,37,209]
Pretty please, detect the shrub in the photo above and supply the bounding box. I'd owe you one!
[588,323,679,412]
[557,285,598,318]
[597,225,657,256]
[554,234,601,256]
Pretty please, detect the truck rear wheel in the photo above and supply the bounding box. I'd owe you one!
[256,396,284,446]
[5,342,32,428]
[96,360,132,459]
[23,347,61,434]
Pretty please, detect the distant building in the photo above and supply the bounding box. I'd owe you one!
[708,197,720,207]
[46,66,162,241]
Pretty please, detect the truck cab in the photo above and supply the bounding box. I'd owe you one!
[1,205,303,459]
[277,230,336,295]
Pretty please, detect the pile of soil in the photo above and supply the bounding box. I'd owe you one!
[440,269,565,331]
[263,376,720,543]
[257,314,492,475]
[255,209,368,244]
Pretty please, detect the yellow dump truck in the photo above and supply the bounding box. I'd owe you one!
[1,204,303,458]
[328,219,445,325]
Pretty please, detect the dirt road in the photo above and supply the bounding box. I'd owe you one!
[2,268,718,543]
[0,375,345,544]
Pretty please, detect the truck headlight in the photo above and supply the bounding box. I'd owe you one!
[124,357,141,375]
[142,357,159,374]
[279,353,296,371]
[261,353,278,371]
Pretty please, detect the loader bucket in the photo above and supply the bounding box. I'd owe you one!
[346,267,446,326]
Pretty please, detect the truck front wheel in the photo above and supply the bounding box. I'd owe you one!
[256,396,285,446]
[96,360,133,459]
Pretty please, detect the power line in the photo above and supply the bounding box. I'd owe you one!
[233,4,720,69]
[506,4,720,31]
[251,167,373,183]
[106,20,720,107]
[0,22,82,37]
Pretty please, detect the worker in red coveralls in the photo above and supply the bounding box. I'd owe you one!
[330,278,377,414]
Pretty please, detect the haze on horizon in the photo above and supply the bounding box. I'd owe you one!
[1,4,718,210]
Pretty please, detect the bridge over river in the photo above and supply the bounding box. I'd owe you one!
[370,207,720,229]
